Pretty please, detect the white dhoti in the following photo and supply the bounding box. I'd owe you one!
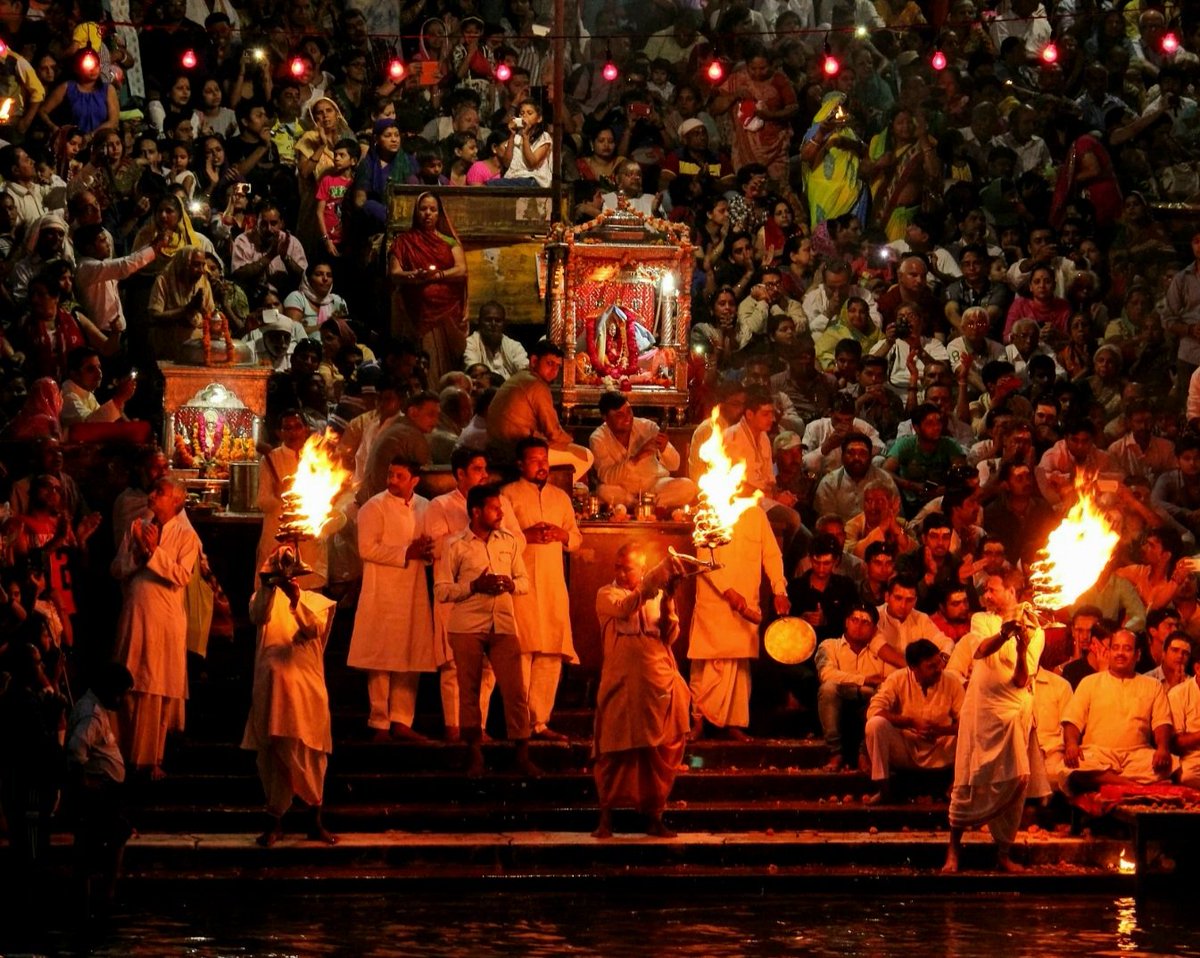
[689,658,752,729]
[1180,753,1200,789]
[949,775,1029,844]
[257,736,328,817]
[864,714,956,782]
[1058,745,1179,794]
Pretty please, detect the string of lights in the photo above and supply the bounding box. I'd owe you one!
[14,13,1186,91]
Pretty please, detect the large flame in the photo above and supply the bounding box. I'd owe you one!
[1028,485,1120,610]
[692,408,761,548]
[282,432,350,538]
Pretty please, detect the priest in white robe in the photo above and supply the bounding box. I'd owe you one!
[241,546,338,846]
[945,571,1047,873]
[347,458,435,742]
[111,478,199,777]
[687,505,789,738]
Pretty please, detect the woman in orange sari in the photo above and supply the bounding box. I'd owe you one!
[711,43,797,184]
[389,192,468,384]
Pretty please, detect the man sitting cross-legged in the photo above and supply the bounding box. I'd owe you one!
[1060,629,1178,795]
[864,638,963,804]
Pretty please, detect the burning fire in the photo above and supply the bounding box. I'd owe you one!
[1118,849,1136,874]
[279,432,350,539]
[1028,484,1120,610]
[692,408,760,549]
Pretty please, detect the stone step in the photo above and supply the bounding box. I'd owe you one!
[133,768,885,806]
[128,800,951,834]
[167,738,834,774]
[60,830,1130,876]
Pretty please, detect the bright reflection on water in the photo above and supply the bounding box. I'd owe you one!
[18,893,1200,957]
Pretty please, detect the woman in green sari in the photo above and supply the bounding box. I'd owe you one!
[800,92,868,231]
[865,107,940,241]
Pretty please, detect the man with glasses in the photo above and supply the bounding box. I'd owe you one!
[735,264,806,350]
[803,259,881,336]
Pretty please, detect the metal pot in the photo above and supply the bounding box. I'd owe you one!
[228,460,260,513]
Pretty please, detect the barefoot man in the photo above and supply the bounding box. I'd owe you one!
[592,546,690,838]
[944,569,1045,873]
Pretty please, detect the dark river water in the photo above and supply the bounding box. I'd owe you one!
[6,892,1200,957]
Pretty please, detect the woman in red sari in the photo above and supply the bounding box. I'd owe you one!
[1049,133,1123,234]
[389,192,468,384]
[711,43,797,184]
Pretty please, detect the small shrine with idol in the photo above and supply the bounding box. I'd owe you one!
[546,194,693,420]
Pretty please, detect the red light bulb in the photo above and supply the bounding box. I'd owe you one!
[181,48,197,69]
[1040,41,1058,64]
[1162,32,1179,54]
[602,59,618,82]
[289,56,306,78]
[80,50,99,72]
[706,59,725,83]
[388,58,406,82]
[495,62,512,82]
[931,50,947,71]
[0,39,8,57]
[822,53,840,76]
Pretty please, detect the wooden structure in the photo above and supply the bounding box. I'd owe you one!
[547,197,694,422]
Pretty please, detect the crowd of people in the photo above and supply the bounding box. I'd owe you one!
[4,0,1200,887]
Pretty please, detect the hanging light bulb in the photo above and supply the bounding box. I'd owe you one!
[930,49,947,71]
[80,48,100,72]
[1162,32,1180,55]
[854,24,868,39]
[602,47,618,82]
[181,48,197,69]
[495,62,512,82]
[822,39,840,77]
[706,58,725,83]
[388,58,407,82]
[289,56,306,78]
[1040,40,1058,64]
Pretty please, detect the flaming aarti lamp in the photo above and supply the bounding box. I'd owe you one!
[271,432,350,579]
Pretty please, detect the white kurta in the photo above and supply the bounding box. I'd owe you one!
[111,512,200,699]
[1168,679,1200,786]
[425,488,469,666]
[950,620,1048,830]
[347,492,435,673]
[241,587,336,755]
[688,506,787,660]
[501,478,582,661]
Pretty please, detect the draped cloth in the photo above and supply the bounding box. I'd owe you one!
[802,93,868,230]
[949,612,1049,844]
[868,132,924,241]
[390,192,468,384]
[592,583,690,815]
[4,377,62,440]
[295,97,354,248]
[1050,134,1123,232]
[717,67,796,182]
